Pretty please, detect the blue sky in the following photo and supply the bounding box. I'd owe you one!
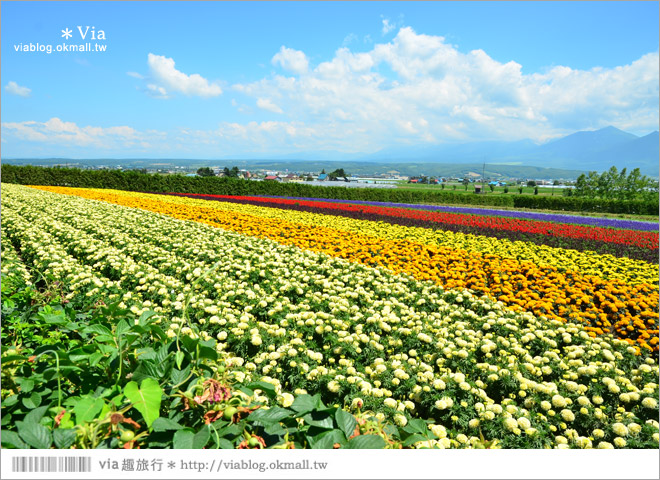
[2,1,658,159]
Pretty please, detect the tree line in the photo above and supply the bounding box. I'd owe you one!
[1,164,657,215]
[573,167,658,202]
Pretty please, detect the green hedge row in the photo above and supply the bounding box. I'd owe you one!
[0,165,513,207]
[2,164,657,215]
[511,194,659,216]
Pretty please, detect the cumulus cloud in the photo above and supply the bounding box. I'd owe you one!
[271,46,309,75]
[127,71,144,79]
[5,81,31,97]
[1,117,154,149]
[229,26,658,149]
[381,18,395,35]
[256,98,283,114]
[147,53,222,97]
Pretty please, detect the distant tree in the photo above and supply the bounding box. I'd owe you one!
[440,183,445,190]
[526,180,537,188]
[552,179,560,196]
[321,169,326,174]
[489,184,495,193]
[518,186,523,194]
[222,166,240,178]
[463,178,470,191]
[534,186,539,195]
[197,167,215,177]
[328,168,348,181]
[503,186,509,194]
[305,175,314,181]
[452,185,457,191]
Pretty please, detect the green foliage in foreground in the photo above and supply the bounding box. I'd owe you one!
[0,275,450,450]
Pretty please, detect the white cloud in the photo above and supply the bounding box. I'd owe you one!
[147,53,222,97]
[271,46,309,75]
[1,117,151,149]
[5,81,31,97]
[229,27,658,149]
[127,71,144,79]
[256,98,283,114]
[342,33,358,46]
[381,18,395,35]
[146,83,169,99]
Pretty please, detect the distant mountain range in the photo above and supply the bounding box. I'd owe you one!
[355,126,658,176]
[4,126,658,179]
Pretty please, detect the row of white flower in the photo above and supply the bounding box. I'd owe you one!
[1,227,33,286]
[2,184,659,449]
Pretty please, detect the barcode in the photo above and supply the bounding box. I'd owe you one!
[11,456,92,473]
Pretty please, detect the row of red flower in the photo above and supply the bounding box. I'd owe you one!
[165,192,658,249]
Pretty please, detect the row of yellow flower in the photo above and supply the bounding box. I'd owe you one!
[31,186,659,353]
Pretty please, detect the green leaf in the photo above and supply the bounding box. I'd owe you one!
[405,418,428,434]
[249,407,292,427]
[89,352,104,366]
[73,396,105,425]
[1,430,29,449]
[53,428,77,448]
[124,378,162,428]
[40,312,67,326]
[216,438,234,449]
[3,395,19,407]
[335,409,358,438]
[198,345,217,361]
[402,433,429,447]
[308,429,346,449]
[152,417,184,432]
[302,411,334,429]
[17,421,52,449]
[81,324,113,337]
[0,354,27,364]
[346,434,386,449]
[138,310,158,326]
[23,405,50,425]
[22,392,42,410]
[172,426,210,449]
[290,394,322,414]
[175,351,185,370]
[264,423,287,436]
[115,319,131,338]
[16,377,35,393]
[170,367,190,387]
[246,381,277,399]
[131,360,164,383]
[94,335,114,344]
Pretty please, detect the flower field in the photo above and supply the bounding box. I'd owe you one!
[1,183,659,450]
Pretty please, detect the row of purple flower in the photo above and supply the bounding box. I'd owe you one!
[256,195,659,232]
